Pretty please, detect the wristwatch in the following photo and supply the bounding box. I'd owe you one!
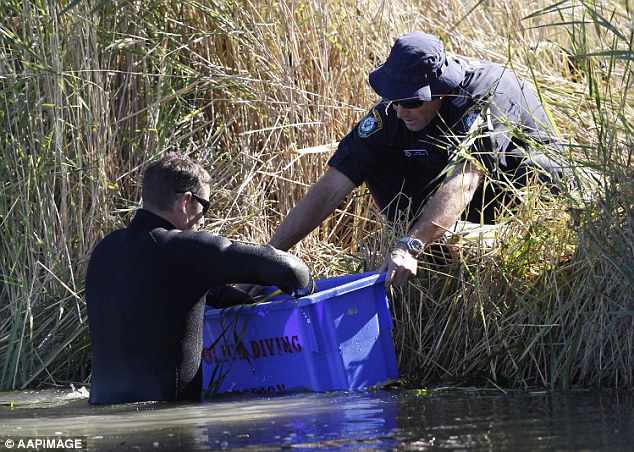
[397,236,425,257]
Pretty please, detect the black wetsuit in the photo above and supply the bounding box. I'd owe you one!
[329,57,568,223]
[85,209,312,404]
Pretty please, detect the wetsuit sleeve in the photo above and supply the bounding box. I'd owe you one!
[157,230,314,298]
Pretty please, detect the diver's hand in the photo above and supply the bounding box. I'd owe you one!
[378,248,418,290]
[234,283,265,297]
[278,274,316,299]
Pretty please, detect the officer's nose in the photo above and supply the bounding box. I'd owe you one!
[394,105,408,119]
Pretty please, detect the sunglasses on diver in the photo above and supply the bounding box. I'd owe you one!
[390,98,426,109]
[177,191,210,215]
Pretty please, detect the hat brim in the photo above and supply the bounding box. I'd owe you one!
[369,57,464,101]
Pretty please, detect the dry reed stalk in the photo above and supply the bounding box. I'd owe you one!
[0,0,632,390]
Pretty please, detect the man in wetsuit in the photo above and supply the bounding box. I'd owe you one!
[85,154,314,404]
[251,31,570,290]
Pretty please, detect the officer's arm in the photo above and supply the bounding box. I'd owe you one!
[382,160,484,289]
[269,167,356,251]
[408,159,484,245]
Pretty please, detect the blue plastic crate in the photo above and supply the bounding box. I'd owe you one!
[202,272,399,394]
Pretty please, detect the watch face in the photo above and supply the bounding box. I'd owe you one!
[409,238,424,253]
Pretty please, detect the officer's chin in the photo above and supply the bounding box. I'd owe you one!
[403,121,425,132]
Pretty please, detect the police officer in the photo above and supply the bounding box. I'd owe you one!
[86,153,314,404]
[260,31,568,290]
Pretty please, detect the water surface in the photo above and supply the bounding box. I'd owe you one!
[1,387,632,450]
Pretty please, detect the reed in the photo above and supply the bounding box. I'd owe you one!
[0,0,631,390]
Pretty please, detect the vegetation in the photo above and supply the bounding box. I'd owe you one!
[0,0,631,391]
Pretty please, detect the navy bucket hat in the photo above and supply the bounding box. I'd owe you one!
[369,31,465,101]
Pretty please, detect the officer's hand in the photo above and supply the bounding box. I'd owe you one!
[378,248,418,289]
[234,283,265,298]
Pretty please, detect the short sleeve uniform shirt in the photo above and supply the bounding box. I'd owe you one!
[328,58,560,223]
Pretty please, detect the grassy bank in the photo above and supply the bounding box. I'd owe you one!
[0,0,631,391]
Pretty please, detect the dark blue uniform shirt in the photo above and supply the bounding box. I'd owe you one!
[329,58,564,223]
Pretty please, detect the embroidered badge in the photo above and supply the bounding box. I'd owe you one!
[358,110,383,138]
[463,108,481,130]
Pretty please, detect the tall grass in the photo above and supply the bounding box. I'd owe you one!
[384,0,634,389]
[0,0,631,390]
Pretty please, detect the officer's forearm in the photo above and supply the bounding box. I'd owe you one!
[269,167,355,251]
[407,162,483,246]
[269,198,329,252]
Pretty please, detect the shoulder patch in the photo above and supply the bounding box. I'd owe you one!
[463,107,481,130]
[451,87,470,108]
[358,110,383,138]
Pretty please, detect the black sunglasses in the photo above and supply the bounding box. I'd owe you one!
[390,98,426,109]
[177,191,210,215]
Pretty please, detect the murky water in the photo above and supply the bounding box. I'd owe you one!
[1,387,633,450]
